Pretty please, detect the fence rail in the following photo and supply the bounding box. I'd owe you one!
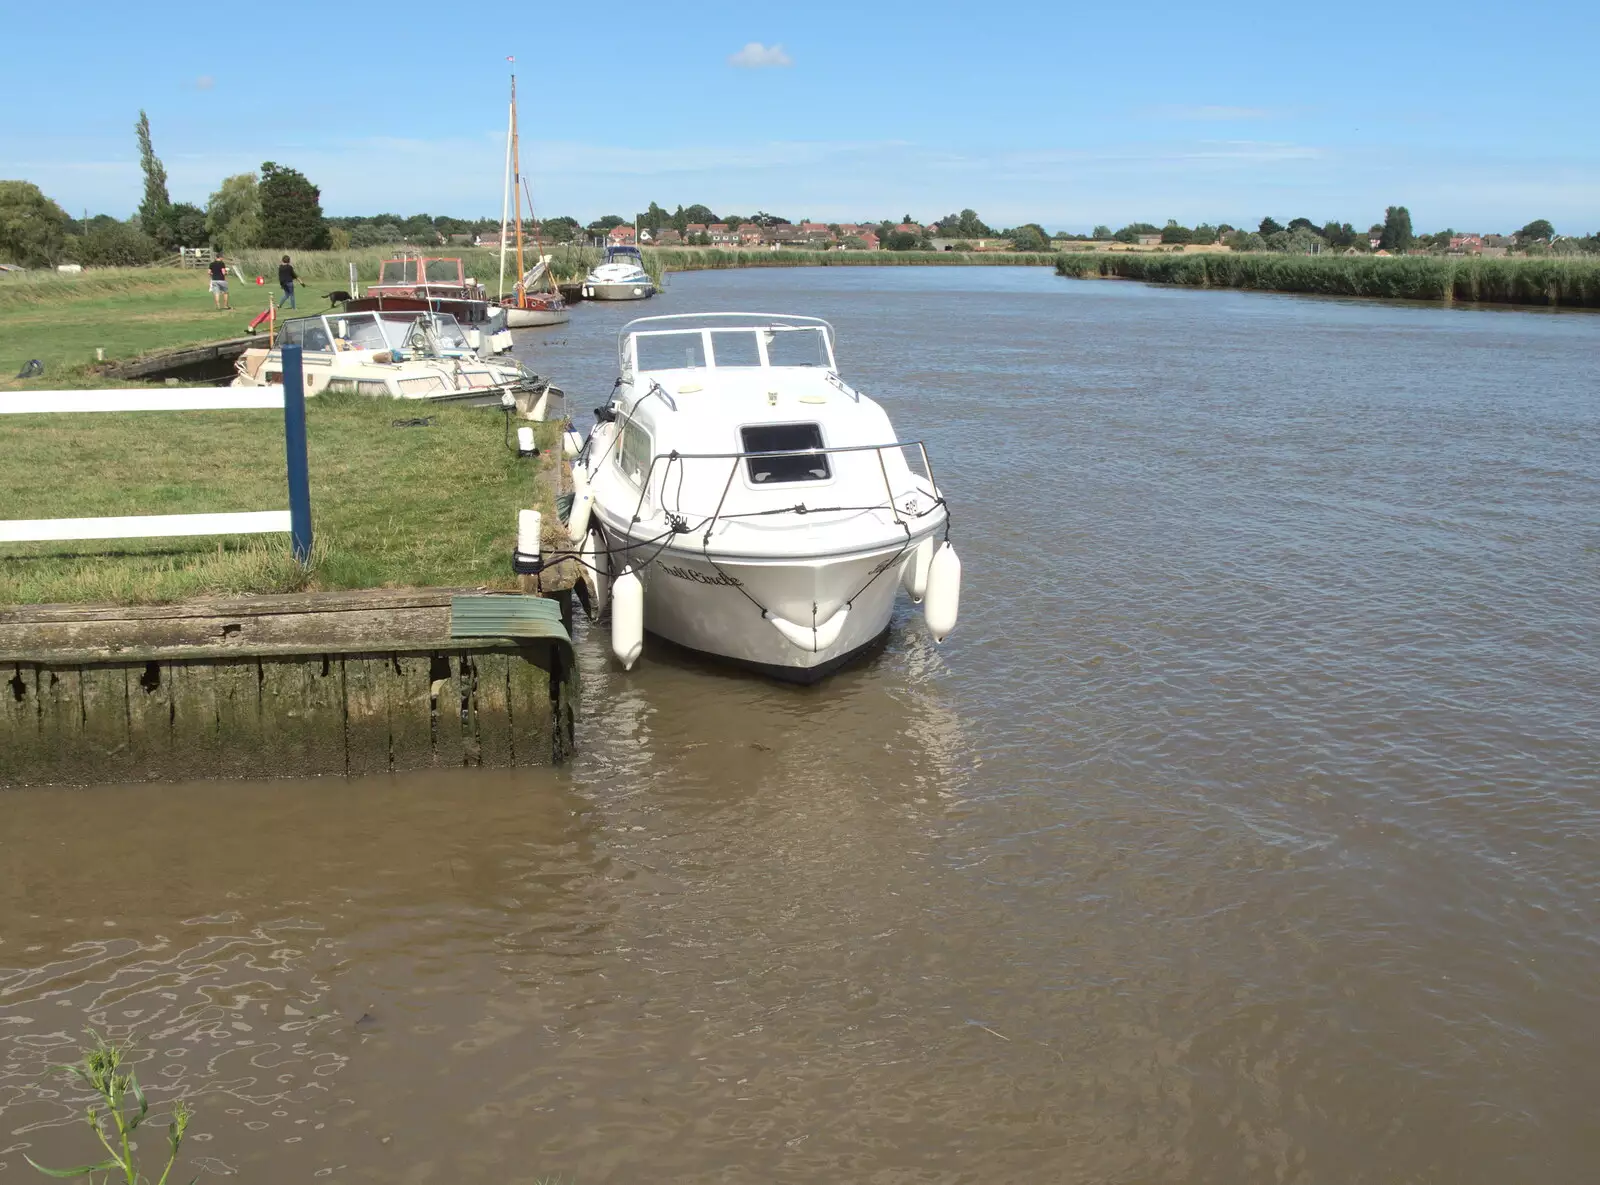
[0,347,313,560]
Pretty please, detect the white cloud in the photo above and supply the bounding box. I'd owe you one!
[728,42,792,68]
[195,75,215,91]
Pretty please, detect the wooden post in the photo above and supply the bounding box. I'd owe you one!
[281,345,313,564]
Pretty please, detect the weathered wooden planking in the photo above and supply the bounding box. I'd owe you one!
[0,641,566,787]
[0,589,470,662]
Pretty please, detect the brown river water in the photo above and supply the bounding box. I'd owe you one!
[2,268,1597,1183]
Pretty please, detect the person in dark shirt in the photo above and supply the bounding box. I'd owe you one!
[278,255,299,309]
[208,251,231,310]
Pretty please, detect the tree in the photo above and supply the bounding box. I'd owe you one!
[539,215,580,243]
[1191,223,1218,245]
[884,230,920,251]
[135,110,173,249]
[74,220,163,266]
[1225,229,1265,252]
[206,172,262,251]
[1321,221,1356,248]
[1091,224,1112,240]
[1516,219,1554,243]
[682,203,717,226]
[168,202,209,247]
[1112,222,1158,243]
[1258,216,1284,237]
[1160,220,1192,244]
[589,214,626,234]
[0,180,73,266]
[641,202,669,233]
[258,162,330,249]
[1379,205,1413,252]
[1009,223,1051,251]
[749,211,788,228]
[724,214,745,231]
[1286,217,1319,234]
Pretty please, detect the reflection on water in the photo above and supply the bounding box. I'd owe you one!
[3,268,1598,1183]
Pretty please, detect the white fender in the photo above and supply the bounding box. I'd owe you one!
[902,535,934,602]
[516,509,541,561]
[562,429,583,458]
[611,565,644,670]
[923,542,961,643]
[769,605,850,653]
[581,529,607,615]
[567,470,593,543]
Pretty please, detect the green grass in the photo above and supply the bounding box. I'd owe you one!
[1054,251,1600,307]
[0,394,564,605]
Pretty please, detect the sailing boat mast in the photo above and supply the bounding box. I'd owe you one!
[497,76,512,303]
[511,73,525,308]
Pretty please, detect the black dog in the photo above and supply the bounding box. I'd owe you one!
[324,290,352,306]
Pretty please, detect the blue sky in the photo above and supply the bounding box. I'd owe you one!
[5,0,1597,234]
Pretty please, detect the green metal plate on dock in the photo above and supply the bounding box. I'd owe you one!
[450,595,571,647]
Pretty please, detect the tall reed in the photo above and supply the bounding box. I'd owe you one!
[1055,252,1600,308]
[647,248,1053,273]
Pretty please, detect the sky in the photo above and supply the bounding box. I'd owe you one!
[4,0,1598,235]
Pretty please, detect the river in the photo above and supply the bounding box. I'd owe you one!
[2,267,1596,1183]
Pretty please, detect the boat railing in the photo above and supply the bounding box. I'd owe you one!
[616,440,944,542]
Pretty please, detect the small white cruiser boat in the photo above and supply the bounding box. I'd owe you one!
[571,313,959,681]
[234,309,563,419]
[582,245,655,301]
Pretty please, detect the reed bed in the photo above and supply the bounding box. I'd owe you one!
[647,248,1052,273]
[1054,252,1600,308]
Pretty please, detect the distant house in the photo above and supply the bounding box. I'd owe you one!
[607,225,636,245]
[707,223,737,244]
[684,223,707,237]
[474,233,502,249]
[654,228,682,245]
[857,231,879,251]
[739,229,766,246]
[1368,234,1384,249]
[1449,234,1484,253]
[1135,233,1162,247]
[894,222,923,236]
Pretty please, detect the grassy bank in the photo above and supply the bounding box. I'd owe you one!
[0,394,562,605]
[1054,251,1600,307]
[648,248,1053,273]
[0,244,614,385]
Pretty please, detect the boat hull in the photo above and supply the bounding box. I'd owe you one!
[596,523,930,681]
[505,305,572,328]
[586,281,655,301]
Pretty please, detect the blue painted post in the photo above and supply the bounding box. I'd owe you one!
[281,344,313,564]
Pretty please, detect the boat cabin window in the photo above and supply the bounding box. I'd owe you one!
[339,314,390,350]
[636,331,706,371]
[379,260,418,285]
[281,318,333,351]
[424,259,462,283]
[763,326,830,368]
[741,423,830,484]
[616,416,654,484]
[709,329,762,368]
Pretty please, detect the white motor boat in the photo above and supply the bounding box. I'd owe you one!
[582,245,655,301]
[234,309,564,419]
[572,313,959,681]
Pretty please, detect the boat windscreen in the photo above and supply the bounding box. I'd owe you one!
[338,314,389,350]
[424,259,462,283]
[379,260,418,285]
[635,331,706,371]
[763,326,830,368]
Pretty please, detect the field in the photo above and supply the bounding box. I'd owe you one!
[1055,251,1600,307]
[0,395,564,605]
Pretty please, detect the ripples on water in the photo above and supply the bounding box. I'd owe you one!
[2,269,1597,1182]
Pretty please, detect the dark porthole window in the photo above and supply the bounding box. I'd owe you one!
[741,423,829,483]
